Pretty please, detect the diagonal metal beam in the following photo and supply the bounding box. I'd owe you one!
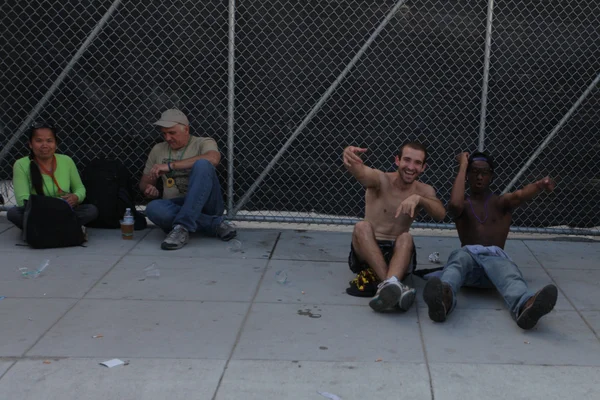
[231,0,410,215]
[0,0,124,165]
[502,71,600,194]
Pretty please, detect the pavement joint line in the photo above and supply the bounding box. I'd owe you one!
[211,231,283,400]
[415,300,435,400]
[2,356,599,367]
[0,360,16,382]
[16,228,151,359]
[523,241,600,343]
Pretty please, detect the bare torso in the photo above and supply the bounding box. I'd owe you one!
[364,172,433,241]
[455,194,512,248]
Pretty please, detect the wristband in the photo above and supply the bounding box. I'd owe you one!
[167,162,172,172]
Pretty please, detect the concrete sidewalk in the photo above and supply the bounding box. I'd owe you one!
[0,216,599,400]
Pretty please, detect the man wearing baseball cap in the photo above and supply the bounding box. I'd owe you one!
[139,109,236,250]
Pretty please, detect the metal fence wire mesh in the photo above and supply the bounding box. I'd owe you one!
[1,0,598,235]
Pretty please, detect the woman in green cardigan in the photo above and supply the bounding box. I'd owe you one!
[7,122,98,229]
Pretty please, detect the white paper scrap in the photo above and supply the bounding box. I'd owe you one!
[100,359,125,368]
[318,391,342,400]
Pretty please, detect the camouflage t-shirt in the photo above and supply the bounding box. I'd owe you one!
[143,135,219,199]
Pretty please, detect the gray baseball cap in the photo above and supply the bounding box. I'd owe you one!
[153,109,189,128]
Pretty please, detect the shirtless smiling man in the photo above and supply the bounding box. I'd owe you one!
[423,151,558,329]
[343,142,446,312]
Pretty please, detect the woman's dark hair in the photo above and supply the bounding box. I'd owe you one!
[28,122,58,197]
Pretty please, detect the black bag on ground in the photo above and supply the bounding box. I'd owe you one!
[82,159,147,230]
[23,195,85,248]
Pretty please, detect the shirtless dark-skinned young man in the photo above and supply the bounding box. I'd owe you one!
[424,151,558,330]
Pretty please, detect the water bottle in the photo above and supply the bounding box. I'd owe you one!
[124,208,134,224]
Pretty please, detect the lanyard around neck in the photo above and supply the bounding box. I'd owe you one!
[36,155,64,195]
[168,138,192,163]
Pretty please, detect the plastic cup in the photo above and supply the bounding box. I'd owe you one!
[120,220,134,240]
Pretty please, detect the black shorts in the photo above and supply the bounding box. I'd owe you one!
[348,239,417,274]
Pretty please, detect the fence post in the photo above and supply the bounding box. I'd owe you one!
[227,0,237,216]
[0,0,123,165]
[478,0,496,152]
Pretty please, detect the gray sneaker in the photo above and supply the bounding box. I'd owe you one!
[369,279,416,313]
[216,221,237,241]
[369,279,402,312]
[161,224,189,250]
[396,283,417,311]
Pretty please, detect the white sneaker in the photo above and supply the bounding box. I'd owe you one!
[369,278,403,312]
[396,282,417,311]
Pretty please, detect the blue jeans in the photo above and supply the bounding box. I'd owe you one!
[441,247,535,319]
[145,160,225,234]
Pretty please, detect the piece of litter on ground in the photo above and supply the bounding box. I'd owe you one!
[43,360,51,364]
[123,360,130,366]
[317,391,342,400]
[375,358,383,362]
[524,341,530,344]
[227,239,243,253]
[28,317,33,321]
[143,263,160,279]
[92,334,104,338]
[275,270,288,284]
[428,252,440,263]
[0,296,5,301]
[301,291,305,294]
[100,359,125,368]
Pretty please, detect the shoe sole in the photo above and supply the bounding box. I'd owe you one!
[423,277,447,322]
[369,284,402,312]
[219,231,237,242]
[161,242,187,250]
[397,289,416,311]
[517,284,558,330]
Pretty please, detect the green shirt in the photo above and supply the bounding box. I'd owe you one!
[13,154,86,207]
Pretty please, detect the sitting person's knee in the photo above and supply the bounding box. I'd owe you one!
[353,220,373,238]
[394,232,413,249]
[145,200,161,217]
[192,159,215,172]
[6,206,21,224]
[449,248,471,263]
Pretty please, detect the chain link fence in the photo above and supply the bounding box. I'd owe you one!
[1,0,598,235]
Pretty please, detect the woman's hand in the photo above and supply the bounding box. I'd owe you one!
[61,193,79,208]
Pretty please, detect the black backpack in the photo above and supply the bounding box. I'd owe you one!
[23,195,85,248]
[82,159,147,230]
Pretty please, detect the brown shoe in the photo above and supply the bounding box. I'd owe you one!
[516,284,558,330]
[423,277,453,322]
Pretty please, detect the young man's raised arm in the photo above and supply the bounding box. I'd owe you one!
[499,176,556,211]
[342,146,381,189]
[447,152,469,219]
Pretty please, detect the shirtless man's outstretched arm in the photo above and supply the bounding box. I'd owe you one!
[498,177,556,212]
[342,146,382,189]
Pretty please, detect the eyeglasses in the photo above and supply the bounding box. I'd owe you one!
[468,167,493,177]
[30,121,56,130]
